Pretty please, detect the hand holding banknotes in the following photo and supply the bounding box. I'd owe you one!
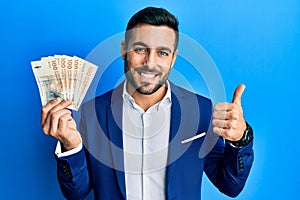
[32,55,98,151]
[41,98,81,151]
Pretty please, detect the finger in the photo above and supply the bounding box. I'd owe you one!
[213,110,228,120]
[41,98,62,126]
[213,126,226,137]
[57,113,73,133]
[42,99,73,135]
[48,99,73,114]
[213,118,239,129]
[44,109,71,136]
[214,102,232,111]
[57,114,80,150]
[214,109,241,120]
[213,126,238,140]
[212,119,228,129]
[232,84,246,105]
[42,99,73,126]
[67,118,77,130]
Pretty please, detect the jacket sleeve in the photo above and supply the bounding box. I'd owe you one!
[204,128,254,197]
[55,101,94,200]
[55,147,92,200]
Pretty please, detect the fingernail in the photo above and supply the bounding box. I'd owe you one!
[64,99,72,104]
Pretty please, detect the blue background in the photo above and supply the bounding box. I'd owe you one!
[1,0,299,199]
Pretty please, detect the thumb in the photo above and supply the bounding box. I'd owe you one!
[232,84,246,105]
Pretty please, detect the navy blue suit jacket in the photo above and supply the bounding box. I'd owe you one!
[56,82,254,200]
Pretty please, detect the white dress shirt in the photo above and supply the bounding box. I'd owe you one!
[122,81,171,200]
[55,81,172,200]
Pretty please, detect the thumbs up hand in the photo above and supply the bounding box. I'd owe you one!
[212,84,247,142]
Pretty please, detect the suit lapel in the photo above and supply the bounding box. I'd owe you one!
[107,83,126,198]
[166,84,183,195]
[166,83,203,197]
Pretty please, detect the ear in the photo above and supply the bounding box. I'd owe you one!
[170,50,178,67]
[121,40,126,60]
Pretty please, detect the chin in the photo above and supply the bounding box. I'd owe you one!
[136,83,163,95]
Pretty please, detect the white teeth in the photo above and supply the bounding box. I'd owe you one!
[141,72,155,79]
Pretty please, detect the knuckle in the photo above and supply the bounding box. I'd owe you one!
[214,104,219,110]
[227,121,234,128]
[212,119,217,126]
[49,130,56,137]
[60,114,70,121]
[228,112,236,119]
[41,107,47,113]
[212,112,217,118]
[232,112,239,120]
[58,117,65,124]
[225,103,231,110]
[213,127,219,133]
[48,109,55,116]
[65,111,72,117]
[42,127,48,134]
[49,108,59,114]
[51,113,60,121]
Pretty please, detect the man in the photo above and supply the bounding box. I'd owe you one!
[41,7,254,200]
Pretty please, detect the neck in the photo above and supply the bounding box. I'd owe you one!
[126,83,167,111]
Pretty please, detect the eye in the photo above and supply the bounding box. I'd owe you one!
[158,51,169,56]
[134,47,147,53]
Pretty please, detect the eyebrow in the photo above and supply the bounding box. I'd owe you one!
[132,42,173,53]
[157,46,172,53]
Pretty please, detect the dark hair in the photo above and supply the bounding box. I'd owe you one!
[125,7,179,50]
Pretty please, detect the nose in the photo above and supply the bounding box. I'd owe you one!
[143,49,157,66]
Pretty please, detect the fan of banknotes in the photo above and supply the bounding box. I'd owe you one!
[31,55,98,111]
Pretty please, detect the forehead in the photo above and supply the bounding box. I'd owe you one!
[126,24,176,50]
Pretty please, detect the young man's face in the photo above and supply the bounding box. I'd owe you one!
[122,24,177,95]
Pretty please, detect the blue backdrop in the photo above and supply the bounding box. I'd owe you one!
[1,0,299,199]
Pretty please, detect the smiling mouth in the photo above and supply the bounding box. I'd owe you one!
[134,66,162,81]
[140,72,157,79]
